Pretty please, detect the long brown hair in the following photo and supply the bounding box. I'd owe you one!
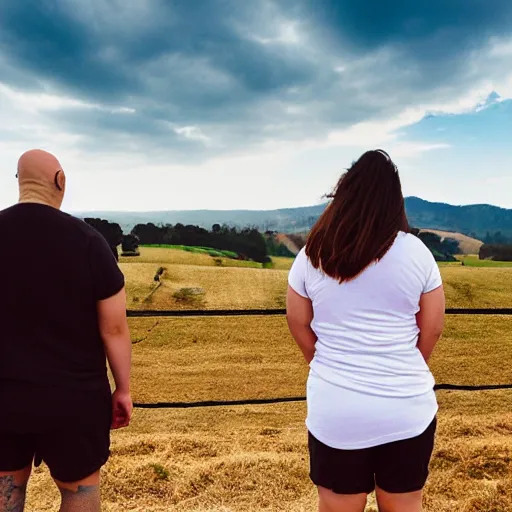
[306,149,410,282]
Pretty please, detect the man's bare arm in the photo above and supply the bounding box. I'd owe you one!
[97,287,133,429]
[97,287,131,393]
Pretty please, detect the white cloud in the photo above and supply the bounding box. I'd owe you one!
[249,21,302,45]
[173,126,211,144]
[284,104,304,114]
[0,82,136,114]
[1,4,511,212]
[490,38,512,57]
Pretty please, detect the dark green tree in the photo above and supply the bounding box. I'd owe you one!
[84,218,123,261]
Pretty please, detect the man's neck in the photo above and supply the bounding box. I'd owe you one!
[18,194,61,210]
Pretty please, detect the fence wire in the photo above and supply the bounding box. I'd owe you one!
[130,307,512,409]
[128,308,512,317]
[133,384,512,409]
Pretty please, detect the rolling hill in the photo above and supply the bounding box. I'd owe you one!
[74,197,512,240]
[419,230,483,255]
[274,230,483,256]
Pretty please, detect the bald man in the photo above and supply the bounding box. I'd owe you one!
[0,150,132,512]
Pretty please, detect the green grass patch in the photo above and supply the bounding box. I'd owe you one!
[141,244,240,260]
[461,255,512,268]
[172,287,206,307]
[149,463,170,481]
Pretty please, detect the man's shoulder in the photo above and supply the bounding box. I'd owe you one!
[37,205,103,242]
[0,204,20,218]
[41,208,99,239]
[67,216,110,248]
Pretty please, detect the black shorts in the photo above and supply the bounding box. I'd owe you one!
[309,417,437,495]
[0,383,112,483]
[0,427,111,483]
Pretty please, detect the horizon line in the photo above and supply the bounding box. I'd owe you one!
[68,196,511,215]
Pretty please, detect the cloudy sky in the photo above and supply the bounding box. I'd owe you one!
[0,0,511,212]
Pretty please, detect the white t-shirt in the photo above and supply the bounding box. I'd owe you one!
[288,231,442,449]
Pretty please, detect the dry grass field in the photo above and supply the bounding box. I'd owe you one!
[120,247,263,269]
[121,263,288,310]
[121,252,512,310]
[126,315,512,403]
[26,394,512,512]
[23,250,512,511]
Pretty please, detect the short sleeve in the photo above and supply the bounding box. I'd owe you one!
[88,232,125,301]
[288,248,309,298]
[423,253,442,294]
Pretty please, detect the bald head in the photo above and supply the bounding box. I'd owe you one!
[17,149,66,208]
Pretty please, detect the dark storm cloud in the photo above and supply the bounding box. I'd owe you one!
[0,0,313,102]
[309,0,512,50]
[306,0,512,90]
[0,0,510,159]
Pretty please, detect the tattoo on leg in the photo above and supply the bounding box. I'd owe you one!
[0,476,27,512]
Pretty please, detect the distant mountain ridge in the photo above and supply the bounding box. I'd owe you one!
[76,204,326,234]
[75,197,512,240]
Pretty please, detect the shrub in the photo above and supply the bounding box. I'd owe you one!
[121,250,140,257]
[173,287,206,307]
[149,463,170,481]
[153,266,166,281]
[480,244,512,261]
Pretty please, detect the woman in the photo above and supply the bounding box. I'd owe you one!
[286,150,445,512]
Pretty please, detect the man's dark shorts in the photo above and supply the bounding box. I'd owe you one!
[0,384,112,483]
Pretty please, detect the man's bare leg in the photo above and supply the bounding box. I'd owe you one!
[0,466,31,512]
[54,471,101,512]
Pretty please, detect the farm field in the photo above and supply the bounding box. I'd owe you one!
[24,248,512,511]
[120,246,264,269]
[461,255,512,268]
[120,250,512,310]
[126,315,512,403]
[26,393,512,512]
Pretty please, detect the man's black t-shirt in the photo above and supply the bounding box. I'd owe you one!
[0,203,125,428]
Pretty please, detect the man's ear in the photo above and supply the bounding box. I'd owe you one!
[55,170,66,191]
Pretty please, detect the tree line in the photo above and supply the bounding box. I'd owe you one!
[84,218,464,264]
[265,229,462,262]
[479,244,512,261]
[132,223,270,263]
[90,217,512,265]
[84,218,281,264]
[482,231,511,245]
[409,229,460,262]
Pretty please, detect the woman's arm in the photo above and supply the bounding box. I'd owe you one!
[286,285,317,364]
[416,285,445,362]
